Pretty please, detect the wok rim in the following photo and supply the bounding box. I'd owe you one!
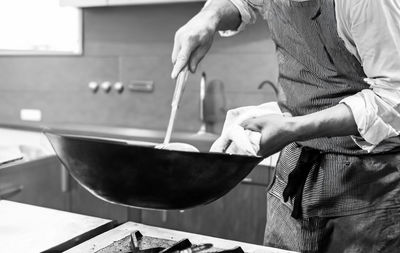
[43,129,264,161]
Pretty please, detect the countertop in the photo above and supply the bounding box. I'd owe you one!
[0,128,55,169]
[66,222,297,253]
[0,200,115,253]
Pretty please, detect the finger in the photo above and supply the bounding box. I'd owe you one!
[247,130,262,155]
[171,43,192,79]
[241,118,262,132]
[188,44,210,73]
[210,136,232,153]
[171,32,181,64]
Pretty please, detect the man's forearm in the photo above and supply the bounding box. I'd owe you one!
[292,104,359,141]
[202,0,242,31]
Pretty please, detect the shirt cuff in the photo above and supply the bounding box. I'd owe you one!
[340,90,399,152]
[218,0,256,37]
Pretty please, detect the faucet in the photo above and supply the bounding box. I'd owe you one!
[197,72,207,134]
[258,80,286,103]
[197,73,227,134]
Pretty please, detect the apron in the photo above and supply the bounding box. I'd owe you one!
[264,0,400,219]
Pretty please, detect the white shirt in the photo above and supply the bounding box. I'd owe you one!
[218,0,400,152]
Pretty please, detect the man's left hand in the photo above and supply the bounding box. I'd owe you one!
[240,114,297,157]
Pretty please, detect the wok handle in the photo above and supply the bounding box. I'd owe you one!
[60,164,70,193]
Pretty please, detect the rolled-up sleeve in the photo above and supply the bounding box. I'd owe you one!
[337,0,400,151]
[216,0,265,36]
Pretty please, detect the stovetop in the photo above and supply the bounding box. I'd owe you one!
[96,231,244,253]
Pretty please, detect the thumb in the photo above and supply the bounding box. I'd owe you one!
[241,118,262,133]
[210,136,231,153]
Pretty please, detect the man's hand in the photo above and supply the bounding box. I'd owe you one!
[210,102,284,157]
[171,0,241,79]
[241,114,297,157]
[212,103,359,158]
[171,11,217,79]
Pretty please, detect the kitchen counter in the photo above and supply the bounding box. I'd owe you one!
[66,222,297,253]
[0,127,55,169]
[0,200,115,253]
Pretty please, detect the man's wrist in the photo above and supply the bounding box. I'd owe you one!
[201,0,241,31]
[288,104,359,142]
[199,8,220,32]
[283,116,312,143]
[290,115,317,142]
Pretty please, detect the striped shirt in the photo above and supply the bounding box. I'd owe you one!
[217,0,400,152]
[211,0,400,218]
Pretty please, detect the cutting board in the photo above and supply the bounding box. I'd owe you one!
[66,222,297,253]
[0,201,115,253]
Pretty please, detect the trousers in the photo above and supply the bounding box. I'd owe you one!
[264,193,400,252]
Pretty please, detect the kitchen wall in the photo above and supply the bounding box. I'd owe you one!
[0,3,278,133]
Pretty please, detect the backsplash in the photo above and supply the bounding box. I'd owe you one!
[0,3,278,133]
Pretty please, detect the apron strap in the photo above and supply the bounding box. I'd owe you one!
[283,145,323,219]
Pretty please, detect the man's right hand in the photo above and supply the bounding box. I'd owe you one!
[171,10,218,79]
[171,0,242,79]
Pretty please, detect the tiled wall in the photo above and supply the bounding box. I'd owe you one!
[0,3,278,133]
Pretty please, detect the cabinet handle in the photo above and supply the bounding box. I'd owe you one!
[242,177,253,183]
[161,210,167,223]
[128,80,154,93]
[241,177,269,187]
[60,164,70,193]
[0,184,23,199]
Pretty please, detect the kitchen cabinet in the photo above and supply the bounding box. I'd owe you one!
[132,165,273,245]
[0,156,69,210]
[0,151,135,223]
[60,0,204,7]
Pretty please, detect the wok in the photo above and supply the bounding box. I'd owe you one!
[45,131,263,210]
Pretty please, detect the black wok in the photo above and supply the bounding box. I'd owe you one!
[45,131,263,210]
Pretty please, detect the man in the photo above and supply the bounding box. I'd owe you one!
[171,0,400,252]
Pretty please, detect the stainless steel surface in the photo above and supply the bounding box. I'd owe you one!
[101,81,112,93]
[45,131,263,210]
[113,82,124,93]
[128,80,154,93]
[88,81,100,93]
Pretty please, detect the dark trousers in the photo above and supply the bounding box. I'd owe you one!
[264,193,400,253]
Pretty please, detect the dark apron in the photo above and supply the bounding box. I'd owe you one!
[264,0,400,219]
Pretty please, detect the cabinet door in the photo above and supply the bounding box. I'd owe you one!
[69,179,130,223]
[0,156,69,211]
[134,166,272,245]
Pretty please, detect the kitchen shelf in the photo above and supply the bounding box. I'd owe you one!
[60,0,205,7]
